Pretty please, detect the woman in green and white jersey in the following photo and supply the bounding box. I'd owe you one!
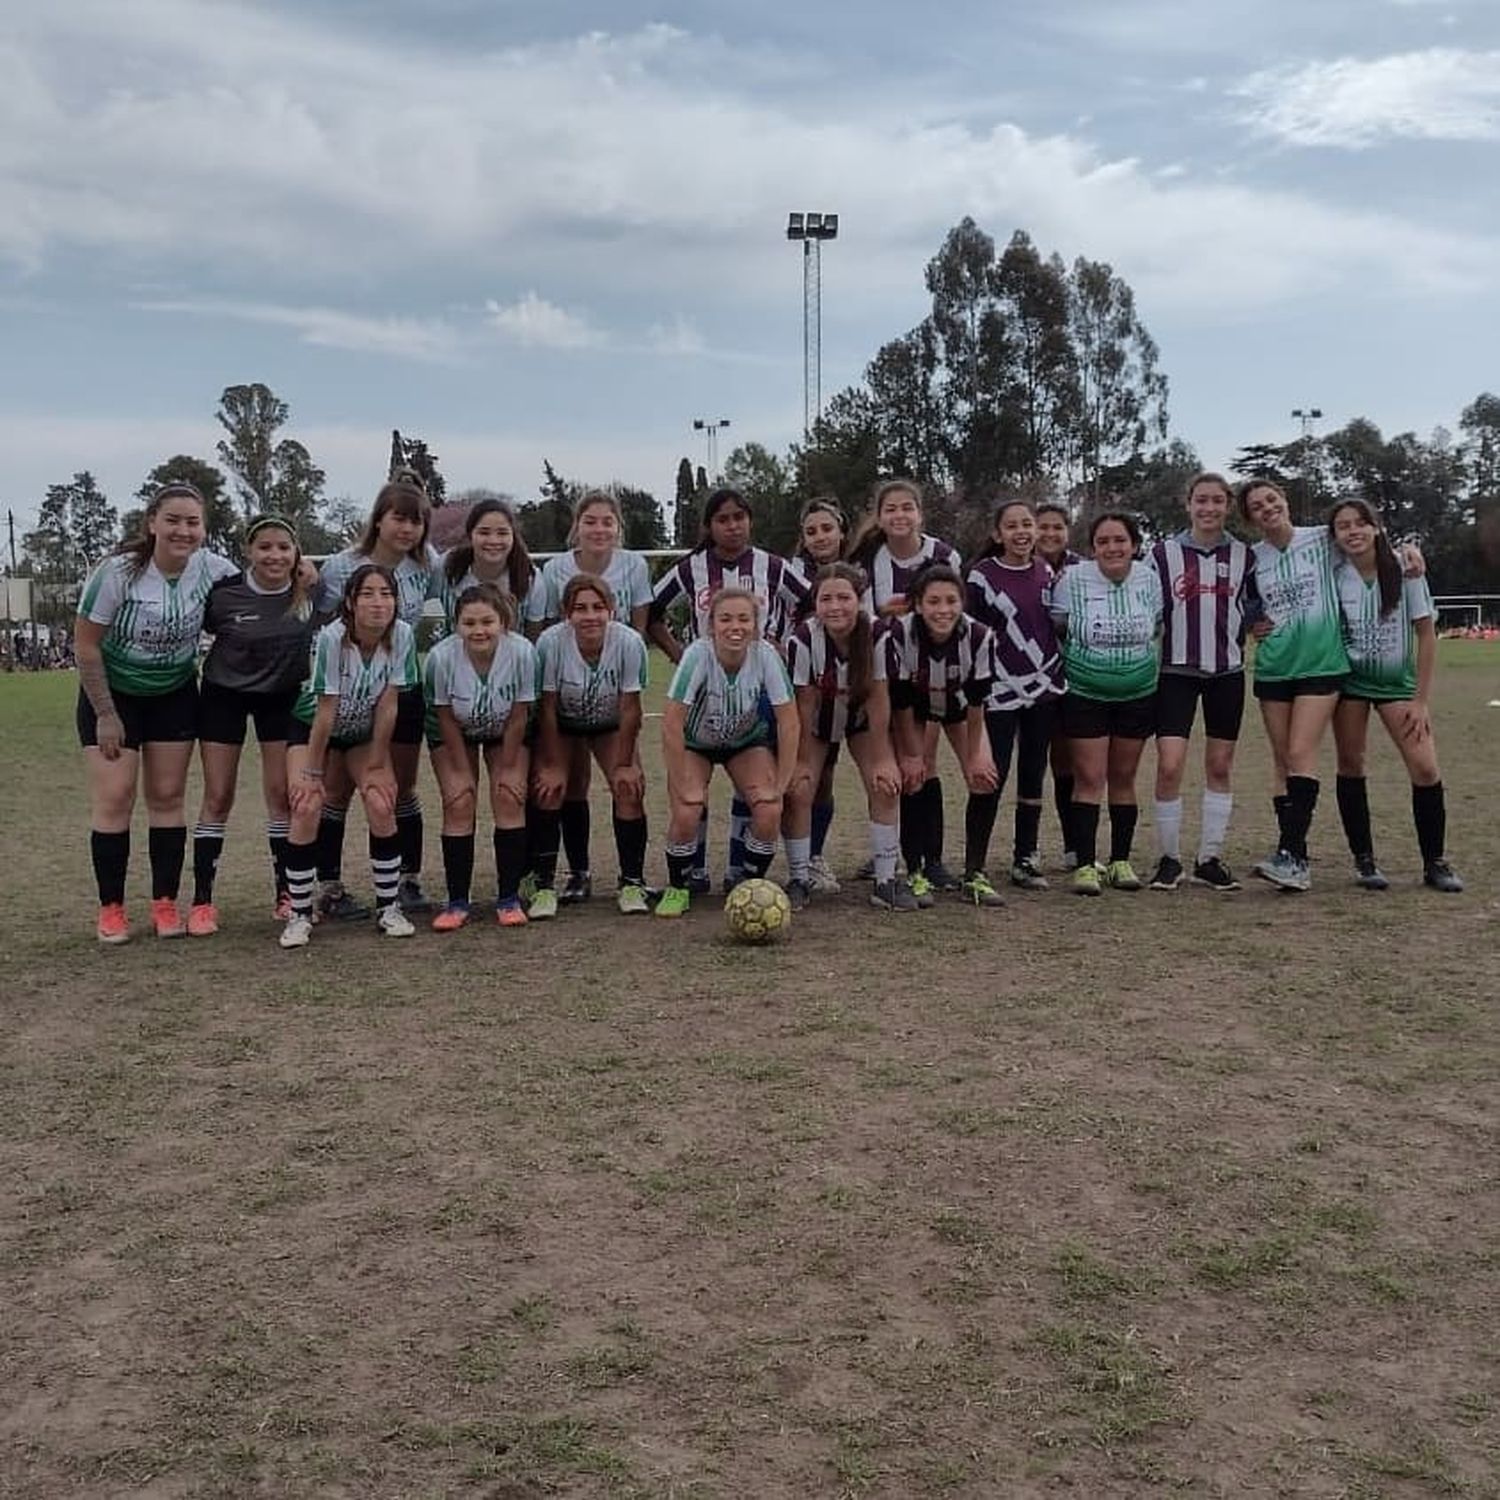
[531,574,652,918]
[657,587,799,917]
[439,497,537,632]
[525,491,652,636]
[279,565,420,947]
[312,469,443,917]
[423,582,537,931]
[1047,511,1164,896]
[75,480,239,943]
[1329,499,1462,893]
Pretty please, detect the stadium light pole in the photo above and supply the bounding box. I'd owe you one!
[692,418,732,480]
[786,212,839,440]
[1291,406,1323,440]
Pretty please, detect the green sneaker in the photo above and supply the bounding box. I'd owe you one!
[655,885,691,918]
[1106,859,1142,892]
[1072,862,1103,897]
[528,887,559,921]
[518,871,539,905]
[617,882,650,915]
[908,871,935,908]
[960,871,1005,907]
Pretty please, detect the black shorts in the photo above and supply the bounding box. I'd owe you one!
[393,684,425,746]
[559,720,622,740]
[198,679,298,746]
[1253,673,1347,703]
[1154,672,1246,742]
[1060,691,1155,741]
[77,679,198,750]
[285,716,365,754]
[686,740,771,768]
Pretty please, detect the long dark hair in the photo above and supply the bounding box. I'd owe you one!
[358,468,431,558]
[971,497,1036,565]
[338,563,399,650]
[694,487,753,556]
[848,478,924,573]
[444,497,535,601]
[813,562,874,713]
[116,480,205,574]
[905,562,966,646]
[1329,498,1402,615]
[1088,510,1143,551]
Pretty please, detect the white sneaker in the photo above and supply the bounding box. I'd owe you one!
[377,904,416,938]
[807,855,841,894]
[278,914,313,949]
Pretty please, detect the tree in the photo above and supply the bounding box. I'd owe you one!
[137,456,235,552]
[794,387,882,512]
[514,461,575,552]
[673,457,698,546]
[63,472,118,568]
[215,383,289,513]
[613,486,666,550]
[1459,392,1500,502]
[23,473,117,577]
[266,439,327,530]
[390,430,447,504]
[995,232,1078,480]
[1099,439,1202,539]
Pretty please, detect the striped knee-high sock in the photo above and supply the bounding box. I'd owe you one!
[284,841,317,917]
[370,831,402,909]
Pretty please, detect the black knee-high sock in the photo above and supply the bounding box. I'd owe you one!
[531,806,562,888]
[964,790,1000,876]
[1014,802,1042,864]
[316,806,347,883]
[395,796,423,877]
[441,833,475,904]
[1108,803,1139,864]
[284,839,317,916]
[92,829,130,907]
[666,840,696,890]
[493,826,527,902]
[1412,782,1446,863]
[192,823,225,905]
[1072,802,1101,867]
[148,826,187,900]
[1272,793,1292,855]
[1054,772,1076,853]
[1284,775,1319,862]
[560,799,591,874]
[899,790,925,875]
[613,814,648,884]
[267,819,290,898]
[811,797,834,859]
[922,778,945,867]
[1336,774,1373,859]
[741,831,775,880]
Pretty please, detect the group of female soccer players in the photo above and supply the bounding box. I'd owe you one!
[73,464,1464,947]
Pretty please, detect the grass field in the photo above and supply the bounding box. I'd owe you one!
[2,646,1497,1499]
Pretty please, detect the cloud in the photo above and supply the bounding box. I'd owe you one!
[1236,49,1500,147]
[645,315,706,357]
[133,298,462,361]
[484,292,604,350]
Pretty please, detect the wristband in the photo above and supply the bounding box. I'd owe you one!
[300,768,324,780]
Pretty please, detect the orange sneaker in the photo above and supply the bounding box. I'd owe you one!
[495,898,528,927]
[151,897,186,939]
[187,902,219,937]
[96,903,131,945]
[431,901,471,932]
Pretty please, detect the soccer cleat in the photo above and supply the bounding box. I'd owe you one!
[924,861,963,892]
[517,871,539,905]
[151,897,186,939]
[319,885,371,923]
[1354,854,1389,891]
[1106,860,1143,892]
[1191,857,1241,892]
[96,903,131,945]
[807,856,841,894]
[961,872,1006,907]
[273,892,293,922]
[1061,849,1080,872]
[687,869,712,896]
[870,877,920,911]
[495,898,528,927]
[397,876,432,914]
[1148,856,1183,891]
[560,870,592,904]
[655,886,691,918]
[1009,855,1049,891]
[785,878,812,912]
[854,857,876,881]
[617,882,650,915]
[278,913,312,949]
[377,904,416,938]
[721,869,745,895]
[1260,851,1310,892]
[1423,859,1464,893]
[431,901,472,932]
[1251,851,1281,883]
[1072,862,1103,897]
[187,902,219,937]
[907,871,936,908]
[527,888,559,921]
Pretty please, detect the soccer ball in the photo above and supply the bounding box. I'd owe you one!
[724,878,792,944]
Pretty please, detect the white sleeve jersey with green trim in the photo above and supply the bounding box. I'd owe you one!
[1251,527,1349,682]
[316,546,442,627]
[293,619,418,740]
[667,638,792,751]
[538,620,648,730]
[424,630,536,741]
[528,549,652,625]
[79,550,238,695]
[1336,564,1430,700]
[1051,560,1163,701]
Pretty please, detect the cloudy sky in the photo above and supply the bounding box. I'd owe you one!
[4,0,1498,534]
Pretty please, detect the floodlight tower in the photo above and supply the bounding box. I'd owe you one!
[1291,406,1324,440]
[692,418,732,480]
[786,212,839,439]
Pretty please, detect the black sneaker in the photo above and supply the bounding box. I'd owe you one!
[870,878,919,911]
[560,870,592,904]
[721,870,745,895]
[855,858,876,881]
[924,861,963,892]
[397,876,433,914]
[318,885,371,922]
[1149,855,1184,891]
[687,869,712,896]
[1355,854,1389,891]
[1423,859,1464,893]
[786,878,812,911]
[1191,857,1241,892]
